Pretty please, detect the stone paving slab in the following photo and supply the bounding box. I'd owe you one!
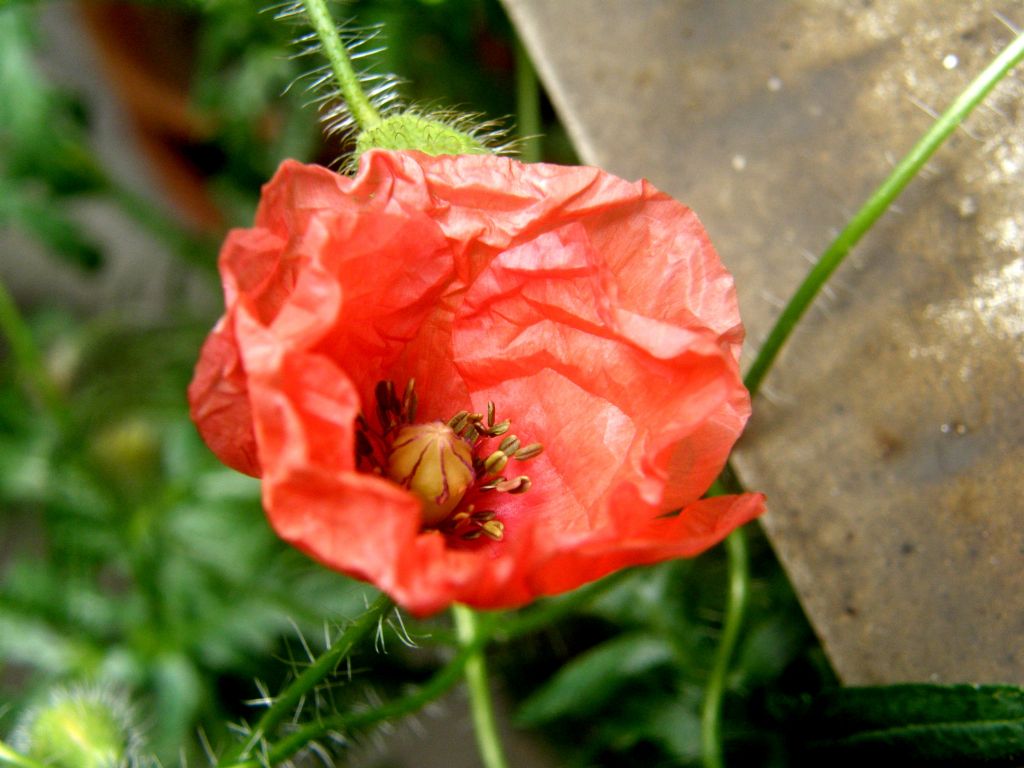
[502,0,1024,684]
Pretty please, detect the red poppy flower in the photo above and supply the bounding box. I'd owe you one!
[188,150,764,615]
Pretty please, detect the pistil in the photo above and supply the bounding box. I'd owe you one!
[356,379,544,542]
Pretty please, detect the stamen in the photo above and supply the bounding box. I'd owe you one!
[514,443,544,461]
[448,410,470,432]
[498,435,521,455]
[487,419,511,437]
[356,379,544,545]
[483,450,508,476]
[480,520,505,540]
[493,476,531,494]
[355,429,374,458]
[402,378,417,424]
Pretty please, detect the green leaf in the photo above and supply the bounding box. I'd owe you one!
[149,653,205,760]
[516,632,674,726]
[799,684,1024,764]
[0,185,102,271]
[0,605,100,675]
[642,690,703,762]
[730,612,809,690]
[0,7,106,195]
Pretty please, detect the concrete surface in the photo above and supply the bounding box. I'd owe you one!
[503,0,1024,685]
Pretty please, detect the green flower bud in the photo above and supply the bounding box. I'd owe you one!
[355,113,490,160]
[388,422,475,526]
[17,687,137,768]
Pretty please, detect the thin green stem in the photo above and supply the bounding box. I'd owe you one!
[515,37,542,163]
[453,605,510,768]
[301,0,381,131]
[700,526,749,768]
[0,740,48,768]
[218,594,392,765]
[0,277,70,428]
[743,28,1024,398]
[221,621,494,768]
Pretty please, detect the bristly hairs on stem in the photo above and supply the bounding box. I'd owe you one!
[268,0,515,170]
[217,595,393,767]
[271,2,396,137]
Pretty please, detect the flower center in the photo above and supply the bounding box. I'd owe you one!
[387,422,474,526]
[355,380,542,542]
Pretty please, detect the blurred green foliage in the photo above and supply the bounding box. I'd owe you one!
[0,311,373,761]
[493,535,835,767]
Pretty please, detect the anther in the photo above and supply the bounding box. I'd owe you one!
[355,430,374,457]
[514,443,544,461]
[494,476,531,494]
[498,435,521,455]
[402,378,417,423]
[448,411,470,432]
[487,419,511,437]
[481,520,505,540]
[376,380,398,432]
[483,450,508,476]
[486,401,496,427]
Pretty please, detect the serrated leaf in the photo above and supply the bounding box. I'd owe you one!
[517,632,674,726]
[800,684,1024,764]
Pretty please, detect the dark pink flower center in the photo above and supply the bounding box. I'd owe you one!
[355,380,542,541]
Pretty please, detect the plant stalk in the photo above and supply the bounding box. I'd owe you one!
[743,27,1024,398]
[700,526,749,768]
[301,0,382,131]
[218,594,392,765]
[0,277,70,428]
[515,37,542,163]
[453,605,510,768]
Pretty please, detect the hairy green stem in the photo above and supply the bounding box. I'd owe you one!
[743,27,1024,398]
[515,37,542,163]
[0,277,70,428]
[700,526,749,768]
[222,622,494,768]
[0,741,47,768]
[453,605,510,768]
[301,0,381,131]
[218,594,392,765]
